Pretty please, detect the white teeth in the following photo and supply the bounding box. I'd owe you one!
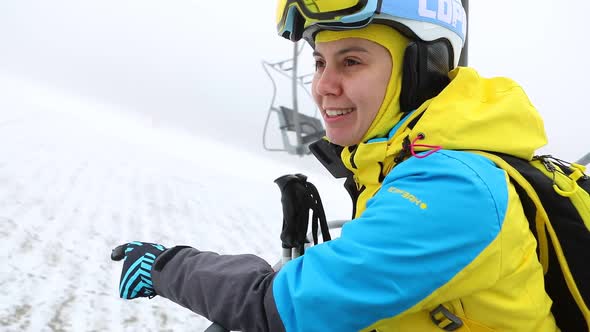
[325,108,354,117]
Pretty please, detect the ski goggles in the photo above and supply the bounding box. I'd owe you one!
[276,0,381,41]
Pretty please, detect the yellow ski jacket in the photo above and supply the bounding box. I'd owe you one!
[272,67,559,331]
[151,67,560,332]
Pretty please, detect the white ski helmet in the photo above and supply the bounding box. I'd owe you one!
[276,0,468,112]
[276,0,467,68]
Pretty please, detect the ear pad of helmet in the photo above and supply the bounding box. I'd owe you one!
[400,40,453,113]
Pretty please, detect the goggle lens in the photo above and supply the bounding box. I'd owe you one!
[277,0,363,26]
[276,0,377,41]
[303,0,361,13]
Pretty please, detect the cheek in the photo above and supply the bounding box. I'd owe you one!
[351,80,387,125]
[368,72,391,110]
[355,83,383,113]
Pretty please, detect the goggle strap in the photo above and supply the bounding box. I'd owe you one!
[290,10,305,42]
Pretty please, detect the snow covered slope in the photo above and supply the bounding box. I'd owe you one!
[0,77,350,331]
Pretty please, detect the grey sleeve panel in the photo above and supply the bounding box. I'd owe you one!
[152,246,286,332]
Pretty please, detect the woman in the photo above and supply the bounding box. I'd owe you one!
[112,1,558,331]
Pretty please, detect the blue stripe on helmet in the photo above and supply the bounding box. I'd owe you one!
[340,0,380,23]
[380,0,466,42]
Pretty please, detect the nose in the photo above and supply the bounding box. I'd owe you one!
[313,65,342,97]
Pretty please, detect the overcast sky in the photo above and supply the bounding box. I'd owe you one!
[1,0,588,161]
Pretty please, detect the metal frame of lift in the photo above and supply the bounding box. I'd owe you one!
[261,42,326,156]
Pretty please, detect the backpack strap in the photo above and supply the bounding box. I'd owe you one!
[473,151,590,328]
[473,151,550,271]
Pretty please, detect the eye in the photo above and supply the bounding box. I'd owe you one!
[344,58,361,66]
[314,59,325,71]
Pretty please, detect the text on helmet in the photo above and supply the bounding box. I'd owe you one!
[418,0,467,37]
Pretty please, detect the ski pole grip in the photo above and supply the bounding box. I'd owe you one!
[274,173,306,192]
[204,322,229,332]
[274,174,310,249]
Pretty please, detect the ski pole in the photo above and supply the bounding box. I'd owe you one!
[203,174,330,331]
[274,174,310,265]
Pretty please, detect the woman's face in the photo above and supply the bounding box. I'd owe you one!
[312,37,392,146]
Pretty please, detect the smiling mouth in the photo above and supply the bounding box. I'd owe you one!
[324,108,355,118]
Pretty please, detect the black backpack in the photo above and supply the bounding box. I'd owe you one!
[476,152,590,331]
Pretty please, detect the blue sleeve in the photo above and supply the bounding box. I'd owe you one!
[272,151,509,332]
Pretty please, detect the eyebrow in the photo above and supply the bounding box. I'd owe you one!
[312,46,370,57]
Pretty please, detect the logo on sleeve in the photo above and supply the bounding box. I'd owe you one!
[387,186,428,209]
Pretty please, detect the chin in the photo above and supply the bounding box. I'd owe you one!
[327,135,359,147]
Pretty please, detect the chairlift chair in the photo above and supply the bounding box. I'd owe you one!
[262,42,326,156]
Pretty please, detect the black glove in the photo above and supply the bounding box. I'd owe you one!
[111,241,166,300]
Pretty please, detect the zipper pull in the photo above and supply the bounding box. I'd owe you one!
[539,156,557,173]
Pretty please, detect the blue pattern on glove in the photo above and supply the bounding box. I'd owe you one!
[116,242,166,299]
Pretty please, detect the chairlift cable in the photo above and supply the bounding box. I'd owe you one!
[291,41,304,154]
[459,0,469,66]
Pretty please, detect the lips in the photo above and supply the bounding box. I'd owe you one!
[324,108,355,118]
